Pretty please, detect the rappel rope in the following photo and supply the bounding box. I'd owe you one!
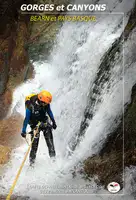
[6,122,41,200]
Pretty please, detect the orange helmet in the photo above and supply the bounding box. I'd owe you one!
[38,90,52,104]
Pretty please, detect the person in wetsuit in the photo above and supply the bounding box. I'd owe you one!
[21,90,57,165]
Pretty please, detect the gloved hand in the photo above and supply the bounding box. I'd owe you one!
[52,121,57,129]
[21,132,26,138]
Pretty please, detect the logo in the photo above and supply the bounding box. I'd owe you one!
[107,182,120,193]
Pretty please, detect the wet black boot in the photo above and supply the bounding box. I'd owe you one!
[43,128,56,159]
[29,158,35,167]
[46,138,56,158]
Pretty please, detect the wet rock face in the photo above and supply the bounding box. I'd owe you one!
[0,90,12,120]
[0,0,31,119]
[83,4,136,188]
[0,0,32,166]
[100,83,136,155]
[0,114,24,167]
[0,145,11,164]
[0,115,24,147]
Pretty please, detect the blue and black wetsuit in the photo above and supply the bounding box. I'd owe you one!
[22,104,55,133]
[22,95,56,162]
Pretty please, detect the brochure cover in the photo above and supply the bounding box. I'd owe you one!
[0,0,136,199]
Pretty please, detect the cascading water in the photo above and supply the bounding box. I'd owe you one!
[1,0,136,199]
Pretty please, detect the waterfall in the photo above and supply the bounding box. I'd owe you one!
[1,0,136,199]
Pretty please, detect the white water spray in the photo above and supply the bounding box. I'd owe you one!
[1,0,136,199]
